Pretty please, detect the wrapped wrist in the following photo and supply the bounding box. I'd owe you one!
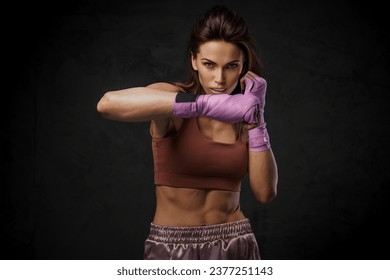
[172,92,199,118]
[172,91,260,124]
[248,124,271,152]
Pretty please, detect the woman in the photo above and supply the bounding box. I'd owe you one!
[97,5,278,260]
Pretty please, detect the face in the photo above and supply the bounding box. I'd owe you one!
[191,40,244,94]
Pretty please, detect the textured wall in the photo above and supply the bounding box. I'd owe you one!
[3,0,389,259]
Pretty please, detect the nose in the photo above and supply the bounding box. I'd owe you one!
[214,68,225,85]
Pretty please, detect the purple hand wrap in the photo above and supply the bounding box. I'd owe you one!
[172,92,259,124]
[244,77,271,152]
[248,123,271,152]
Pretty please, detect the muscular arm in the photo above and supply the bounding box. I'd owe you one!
[97,83,181,137]
[248,148,278,203]
[96,83,178,122]
[240,73,278,203]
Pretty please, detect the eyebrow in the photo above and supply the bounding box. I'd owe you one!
[201,58,241,65]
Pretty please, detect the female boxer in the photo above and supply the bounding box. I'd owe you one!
[97,5,278,260]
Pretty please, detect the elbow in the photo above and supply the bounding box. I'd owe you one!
[96,92,112,117]
[253,183,277,204]
[256,191,277,204]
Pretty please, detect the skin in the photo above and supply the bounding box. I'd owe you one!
[97,40,278,226]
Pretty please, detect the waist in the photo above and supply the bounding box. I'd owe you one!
[153,185,244,226]
[148,218,253,243]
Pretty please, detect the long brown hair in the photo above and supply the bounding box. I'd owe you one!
[175,5,263,139]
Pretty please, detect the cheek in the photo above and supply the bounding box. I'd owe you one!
[225,71,241,83]
[197,69,212,83]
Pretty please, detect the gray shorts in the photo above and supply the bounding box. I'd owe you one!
[144,218,261,260]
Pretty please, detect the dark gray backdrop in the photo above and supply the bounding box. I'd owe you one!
[3,0,389,260]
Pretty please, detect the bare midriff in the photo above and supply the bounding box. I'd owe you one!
[153,185,245,226]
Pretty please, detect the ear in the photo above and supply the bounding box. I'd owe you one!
[191,52,198,71]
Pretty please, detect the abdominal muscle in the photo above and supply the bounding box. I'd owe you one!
[153,185,246,226]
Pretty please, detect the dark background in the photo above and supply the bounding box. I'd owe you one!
[2,0,389,260]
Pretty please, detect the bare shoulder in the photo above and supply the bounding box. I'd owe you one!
[146,82,180,92]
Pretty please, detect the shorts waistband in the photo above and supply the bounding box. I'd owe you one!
[148,218,253,243]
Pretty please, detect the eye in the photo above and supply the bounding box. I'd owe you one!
[203,62,215,68]
[226,64,238,69]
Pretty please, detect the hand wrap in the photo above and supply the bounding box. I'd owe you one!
[244,77,271,152]
[173,91,260,124]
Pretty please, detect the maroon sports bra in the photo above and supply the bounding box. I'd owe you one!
[151,118,248,192]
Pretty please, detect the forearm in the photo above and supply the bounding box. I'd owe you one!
[248,149,278,203]
[97,87,176,122]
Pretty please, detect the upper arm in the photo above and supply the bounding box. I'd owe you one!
[146,82,181,92]
[97,83,179,122]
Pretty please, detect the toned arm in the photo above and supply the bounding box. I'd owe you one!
[96,83,179,122]
[248,149,278,203]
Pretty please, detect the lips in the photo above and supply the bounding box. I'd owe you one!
[210,88,226,93]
